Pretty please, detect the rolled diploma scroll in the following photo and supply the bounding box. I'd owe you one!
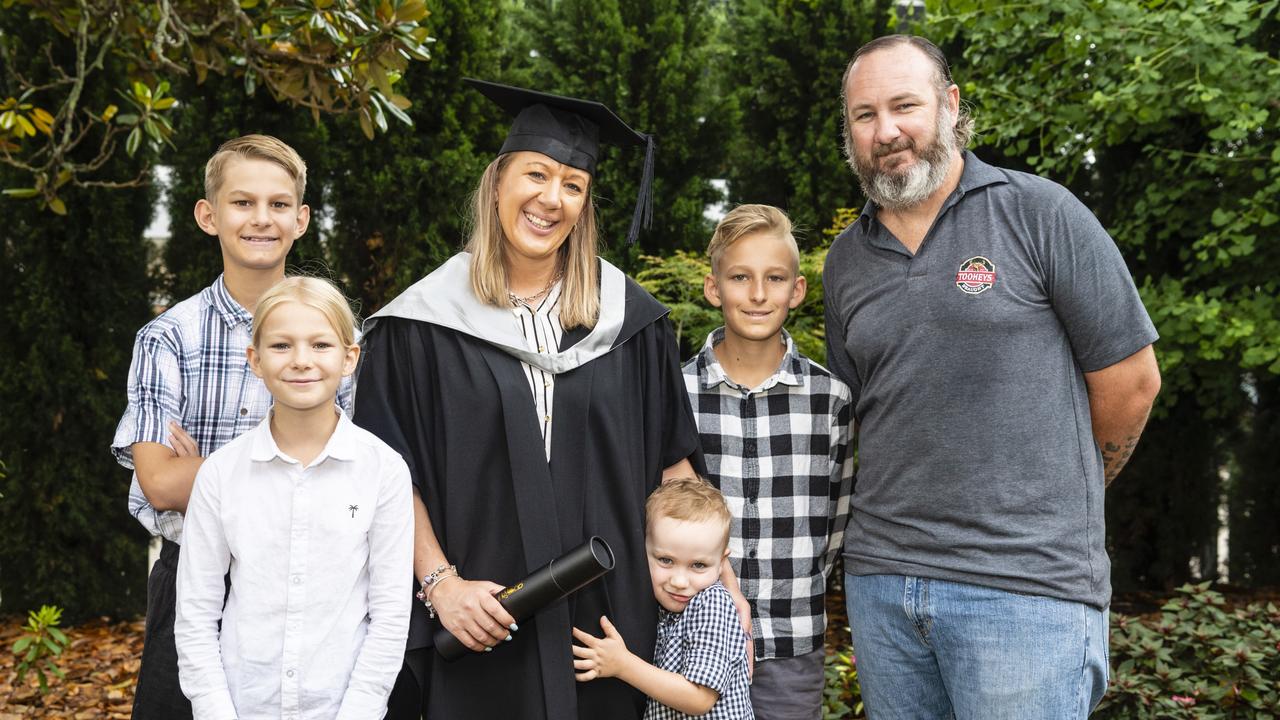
[435,536,616,661]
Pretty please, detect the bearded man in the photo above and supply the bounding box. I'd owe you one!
[822,35,1162,719]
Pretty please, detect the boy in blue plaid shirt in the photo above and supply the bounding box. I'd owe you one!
[111,135,347,719]
[682,204,854,719]
[573,477,753,719]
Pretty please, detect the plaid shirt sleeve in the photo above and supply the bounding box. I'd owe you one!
[112,327,185,466]
[825,382,855,576]
[112,323,186,542]
[680,585,746,694]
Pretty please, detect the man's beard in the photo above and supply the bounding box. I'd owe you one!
[853,103,957,211]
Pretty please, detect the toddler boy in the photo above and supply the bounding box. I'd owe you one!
[572,477,753,719]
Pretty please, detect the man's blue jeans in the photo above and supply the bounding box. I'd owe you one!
[845,573,1108,720]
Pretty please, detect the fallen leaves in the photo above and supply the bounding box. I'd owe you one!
[0,615,142,718]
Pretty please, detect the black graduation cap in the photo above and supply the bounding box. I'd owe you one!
[466,78,656,245]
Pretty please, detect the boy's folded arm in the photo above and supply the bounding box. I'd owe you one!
[617,657,720,716]
[132,441,204,512]
[174,464,237,719]
[336,459,415,718]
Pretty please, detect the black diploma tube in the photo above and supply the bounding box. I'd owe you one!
[435,536,616,661]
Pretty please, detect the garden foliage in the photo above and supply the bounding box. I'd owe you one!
[11,605,69,694]
[1098,583,1280,718]
[0,0,432,211]
[715,0,888,238]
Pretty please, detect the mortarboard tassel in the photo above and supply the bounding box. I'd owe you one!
[627,133,656,245]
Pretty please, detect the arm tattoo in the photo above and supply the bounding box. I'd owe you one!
[1101,435,1139,486]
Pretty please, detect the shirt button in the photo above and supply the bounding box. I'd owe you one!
[748,549,757,558]
[747,496,756,504]
[239,407,248,416]
[544,414,551,422]
[286,669,295,678]
[291,575,301,584]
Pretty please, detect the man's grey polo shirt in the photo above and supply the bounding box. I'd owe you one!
[823,152,1158,608]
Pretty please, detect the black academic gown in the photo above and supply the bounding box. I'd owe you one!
[353,275,701,720]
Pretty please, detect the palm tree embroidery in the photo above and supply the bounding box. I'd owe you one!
[348,504,359,518]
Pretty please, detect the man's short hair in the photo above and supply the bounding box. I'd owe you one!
[841,34,974,148]
[646,476,732,549]
[707,203,800,275]
[204,134,307,202]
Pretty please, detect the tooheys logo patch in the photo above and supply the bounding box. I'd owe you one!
[955,256,997,295]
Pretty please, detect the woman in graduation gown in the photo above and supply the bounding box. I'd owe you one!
[353,80,707,720]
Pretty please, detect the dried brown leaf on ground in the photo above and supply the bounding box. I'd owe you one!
[0,615,142,718]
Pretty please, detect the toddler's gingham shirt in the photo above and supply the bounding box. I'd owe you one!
[644,582,753,720]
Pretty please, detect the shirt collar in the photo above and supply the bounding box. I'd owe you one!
[696,327,804,392]
[857,150,1009,231]
[205,274,254,330]
[249,408,358,465]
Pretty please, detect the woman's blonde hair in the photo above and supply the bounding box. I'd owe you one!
[464,154,600,330]
[646,476,732,549]
[707,203,800,275]
[252,276,357,349]
[205,134,307,202]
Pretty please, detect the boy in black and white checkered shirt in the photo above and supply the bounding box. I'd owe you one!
[572,477,753,719]
[682,204,854,719]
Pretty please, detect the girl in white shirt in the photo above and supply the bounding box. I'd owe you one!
[175,277,413,720]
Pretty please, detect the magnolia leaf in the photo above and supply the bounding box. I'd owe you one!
[126,126,142,156]
[48,197,67,215]
[396,0,428,23]
[369,98,388,133]
[358,107,374,140]
[143,119,163,143]
[375,92,412,126]
[101,104,118,121]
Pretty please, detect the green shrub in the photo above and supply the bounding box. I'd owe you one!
[823,648,865,719]
[1097,583,1280,719]
[12,605,69,693]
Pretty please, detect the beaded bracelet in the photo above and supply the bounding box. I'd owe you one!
[416,564,459,619]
